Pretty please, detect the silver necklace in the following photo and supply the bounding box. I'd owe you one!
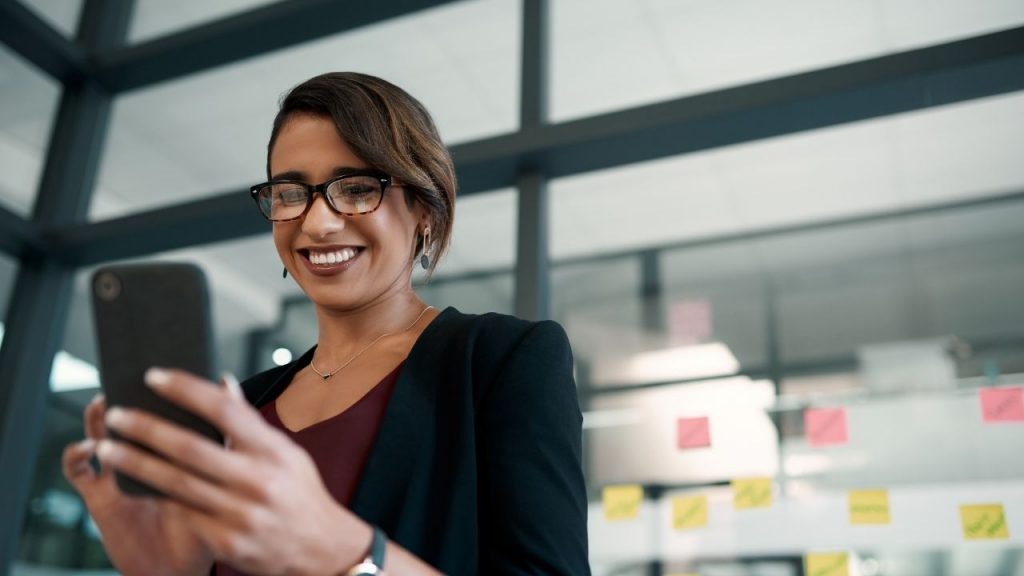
[309,305,434,381]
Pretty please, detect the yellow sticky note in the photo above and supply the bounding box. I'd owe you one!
[672,495,709,530]
[849,489,891,525]
[804,552,849,576]
[603,484,643,521]
[732,477,773,509]
[961,504,1010,540]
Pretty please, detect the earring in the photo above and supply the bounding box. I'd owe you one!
[282,267,288,279]
[420,227,431,270]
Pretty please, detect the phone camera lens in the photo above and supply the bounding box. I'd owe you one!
[95,273,121,301]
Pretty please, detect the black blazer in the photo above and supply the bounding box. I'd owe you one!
[240,307,591,575]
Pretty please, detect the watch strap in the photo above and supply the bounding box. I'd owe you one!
[347,525,387,575]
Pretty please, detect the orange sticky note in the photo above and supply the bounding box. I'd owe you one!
[961,504,1010,540]
[805,407,849,447]
[848,489,891,525]
[677,416,711,450]
[804,552,849,576]
[672,495,709,530]
[603,484,643,521]
[980,387,1024,423]
[732,477,773,509]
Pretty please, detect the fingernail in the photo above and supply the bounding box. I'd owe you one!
[80,438,96,451]
[222,372,242,399]
[96,440,118,461]
[105,407,127,429]
[90,392,104,405]
[145,367,171,388]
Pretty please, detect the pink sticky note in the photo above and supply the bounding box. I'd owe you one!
[804,407,849,447]
[980,387,1024,423]
[677,416,711,450]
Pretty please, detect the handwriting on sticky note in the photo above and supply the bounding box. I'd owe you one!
[805,552,848,576]
[672,495,708,530]
[980,387,1024,423]
[603,484,643,521]
[848,489,890,524]
[805,407,849,447]
[733,477,773,509]
[961,504,1010,540]
[677,416,711,450]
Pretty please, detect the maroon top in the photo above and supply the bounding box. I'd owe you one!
[215,362,402,576]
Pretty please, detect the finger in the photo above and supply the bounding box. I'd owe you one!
[95,438,246,519]
[62,439,98,488]
[163,499,254,567]
[104,406,254,489]
[144,368,279,453]
[84,393,108,441]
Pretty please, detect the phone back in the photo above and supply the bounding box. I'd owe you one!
[91,263,221,497]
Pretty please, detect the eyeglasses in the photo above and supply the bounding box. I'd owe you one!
[249,169,392,222]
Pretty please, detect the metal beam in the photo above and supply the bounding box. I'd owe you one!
[452,26,1024,195]
[0,0,130,570]
[94,0,461,92]
[0,1,90,84]
[50,191,268,265]
[0,206,43,259]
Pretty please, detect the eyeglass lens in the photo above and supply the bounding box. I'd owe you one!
[256,175,384,220]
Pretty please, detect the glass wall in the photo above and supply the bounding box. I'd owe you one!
[5,1,1024,574]
[555,94,1024,575]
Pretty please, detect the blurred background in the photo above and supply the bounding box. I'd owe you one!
[1,0,1023,574]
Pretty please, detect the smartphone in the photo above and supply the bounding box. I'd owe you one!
[91,262,222,498]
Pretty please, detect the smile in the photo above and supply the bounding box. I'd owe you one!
[307,248,358,265]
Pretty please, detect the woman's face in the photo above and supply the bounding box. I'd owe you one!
[269,114,424,311]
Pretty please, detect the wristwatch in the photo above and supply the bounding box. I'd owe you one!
[347,525,387,575]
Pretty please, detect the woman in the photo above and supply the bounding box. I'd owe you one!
[61,72,590,575]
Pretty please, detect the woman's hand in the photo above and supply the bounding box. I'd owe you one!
[62,393,214,576]
[92,369,372,575]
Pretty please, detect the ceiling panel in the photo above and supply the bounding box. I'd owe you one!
[551,0,1024,121]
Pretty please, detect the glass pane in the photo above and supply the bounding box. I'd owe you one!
[128,0,277,43]
[432,187,518,277]
[93,0,521,220]
[569,93,1024,571]
[551,0,1024,121]
[0,44,62,217]
[18,0,84,38]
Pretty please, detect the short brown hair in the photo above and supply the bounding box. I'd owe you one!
[267,72,456,276]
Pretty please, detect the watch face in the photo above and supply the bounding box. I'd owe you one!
[350,560,379,576]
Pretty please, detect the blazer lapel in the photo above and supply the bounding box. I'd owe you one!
[349,306,455,529]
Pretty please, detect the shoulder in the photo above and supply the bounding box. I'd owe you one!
[430,307,571,365]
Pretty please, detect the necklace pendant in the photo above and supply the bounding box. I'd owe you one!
[323,373,333,381]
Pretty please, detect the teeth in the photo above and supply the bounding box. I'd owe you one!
[308,248,357,266]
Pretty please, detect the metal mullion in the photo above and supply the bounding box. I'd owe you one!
[0,0,131,571]
[513,0,551,322]
[0,2,90,85]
